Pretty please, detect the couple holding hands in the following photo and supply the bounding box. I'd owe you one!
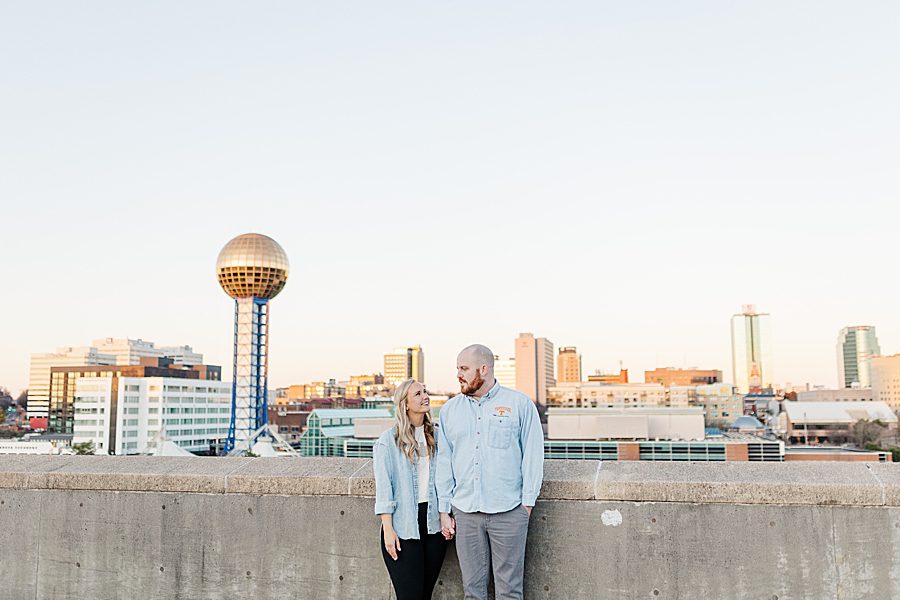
[373,344,545,600]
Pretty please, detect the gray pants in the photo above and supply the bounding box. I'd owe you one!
[454,504,531,600]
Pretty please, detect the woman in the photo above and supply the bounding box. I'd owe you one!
[374,379,452,600]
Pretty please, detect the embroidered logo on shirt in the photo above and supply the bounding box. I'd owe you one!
[493,406,511,417]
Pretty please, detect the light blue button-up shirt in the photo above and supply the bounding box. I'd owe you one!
[373,427,442,540]
[435,382,544,514]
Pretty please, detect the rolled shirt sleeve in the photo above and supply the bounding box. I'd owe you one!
[373,440,398,514]
[435,418,456,513]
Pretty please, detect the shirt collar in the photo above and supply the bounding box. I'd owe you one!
[467,380,501,403]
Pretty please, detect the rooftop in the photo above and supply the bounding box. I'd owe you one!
[782,400,897,423]
[312,409,392,420]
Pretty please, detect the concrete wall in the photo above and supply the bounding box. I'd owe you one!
[2,456,900,599]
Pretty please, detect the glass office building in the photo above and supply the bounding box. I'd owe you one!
[731,305,773,394]
[837,326,880,388]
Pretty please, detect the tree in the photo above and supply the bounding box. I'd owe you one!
[15,389,27,409]
[0,387,12,411]
[72,441,95,455]
[850,419,887,449]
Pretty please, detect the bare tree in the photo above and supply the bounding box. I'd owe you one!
[850,419,887,449]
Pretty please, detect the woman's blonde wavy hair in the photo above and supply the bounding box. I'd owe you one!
[393,378,436,462]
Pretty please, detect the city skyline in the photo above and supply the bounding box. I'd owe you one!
[2,2,899,395]
[13,316,900,399]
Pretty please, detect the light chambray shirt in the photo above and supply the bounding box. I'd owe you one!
[373,427,441,540]
[435,382,544,514]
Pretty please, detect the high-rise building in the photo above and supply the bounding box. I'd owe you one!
[837,326,880,389]
[384,346,425,385]
[644,368,723,387]
[730,304,773,394]
[556,347,582,383]
[28,347,113,426]
[495,356,516,389]
[870,355,900,410]
[28,339,203,429]
[72,366,230,455]
[515,333,555,404]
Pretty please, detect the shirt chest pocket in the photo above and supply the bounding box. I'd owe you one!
[488,417,513,449]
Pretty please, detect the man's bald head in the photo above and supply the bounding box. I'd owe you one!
[456,344,496,397]
[458,344,495,371]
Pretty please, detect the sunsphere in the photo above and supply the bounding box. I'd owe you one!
[216,233,289,300]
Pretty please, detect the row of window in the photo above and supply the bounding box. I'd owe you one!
[163,418,229,425]
[167,428,227,437]
[162,397,229,404]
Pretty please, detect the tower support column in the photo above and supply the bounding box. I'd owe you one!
[225,297,269,453]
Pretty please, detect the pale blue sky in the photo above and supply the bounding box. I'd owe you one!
[2,1,898,395]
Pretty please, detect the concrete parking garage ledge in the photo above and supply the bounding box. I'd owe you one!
[1,455,896,506]
[5,456,900,599]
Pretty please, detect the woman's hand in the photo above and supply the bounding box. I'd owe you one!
[383,526,401,560]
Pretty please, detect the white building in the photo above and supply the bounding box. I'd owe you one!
[778,400,898,443]
[796,388,874,403]
[547,382,667,409]
[157,346,203,366]
[0,440,71,455]
[92,338,205,367]
[547,407,706,441]
[92,337,164,364]
[28,338,204,421]
[495,356,516,389]
[73,375,230,455]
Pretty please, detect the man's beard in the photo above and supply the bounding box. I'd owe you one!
[460,371,484,396]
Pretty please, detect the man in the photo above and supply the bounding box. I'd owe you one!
[435,344,544,600]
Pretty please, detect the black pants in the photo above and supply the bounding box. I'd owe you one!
[381,502,448,600]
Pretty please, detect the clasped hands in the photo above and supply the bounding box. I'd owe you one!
[440,512,456,540]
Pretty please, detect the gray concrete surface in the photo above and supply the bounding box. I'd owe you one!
[1,456,898,599]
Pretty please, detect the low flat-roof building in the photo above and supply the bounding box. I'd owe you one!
[645,368,723,387]
[784,446,890,462]
[547,407,705,441]
[796,388,874,403]
[267,403,311,444]
[547,383,667,409]
[778,401,898,445]
[298,409,392,457]
[0,439,71,455]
